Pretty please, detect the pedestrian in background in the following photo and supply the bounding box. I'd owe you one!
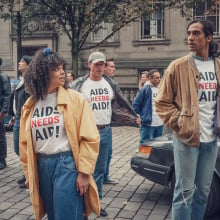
[104,58,116,78]
[103,58,118,185]
[19,48,100,220]
[0,57,11,170]
[72,51,138,217]
[8,55,32,188]
[155,20,220,220]
[138,71,148,89]
[133,69,163,149]
[67,71,74,87]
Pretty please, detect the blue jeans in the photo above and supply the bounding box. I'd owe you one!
[104,127,112,181]
[93,125,111,199]
[0,121,7,162]
[139,125,163,145]
[13,118,20,156]
[172,137,218,220]
[37,151,83,220]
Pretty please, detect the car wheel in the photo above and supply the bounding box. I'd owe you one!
[204,174,220,218]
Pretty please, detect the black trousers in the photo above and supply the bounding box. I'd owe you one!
[0,121,7,162]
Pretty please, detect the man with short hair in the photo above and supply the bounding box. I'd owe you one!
[0,57,11,169]
[155,20,220,220]
[66,71,74,87]
[132,69,163,146]
[103,58,117,185]
[104,58,116,78]
[72,51,138,217]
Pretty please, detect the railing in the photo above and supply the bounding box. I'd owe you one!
[121,88,138,104]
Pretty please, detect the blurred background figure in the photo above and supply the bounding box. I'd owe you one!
[138,71,148,89]
[8,55,32,188]
[103,58,118,185]
[66,71,74,87]
[104,58,116,78]
[133,69,163,151]
[0,57,11,170]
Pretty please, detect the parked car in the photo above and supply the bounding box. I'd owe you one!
[130,134,220,219]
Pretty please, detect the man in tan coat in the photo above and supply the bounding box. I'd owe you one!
[155,20,220,220]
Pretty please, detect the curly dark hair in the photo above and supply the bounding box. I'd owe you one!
[24,48,68,101]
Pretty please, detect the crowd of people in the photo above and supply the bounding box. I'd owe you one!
[0,19,219,220]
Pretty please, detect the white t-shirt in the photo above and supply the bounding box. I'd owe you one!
[31,92,71,154]
[80,77,114,125]
[195,57,217,142]
[146,81,163,126]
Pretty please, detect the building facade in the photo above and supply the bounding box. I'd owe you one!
[0,1,219,102]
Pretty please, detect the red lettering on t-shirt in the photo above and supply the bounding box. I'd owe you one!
[32,120,37,128]
[54,115,60,123]
[48,116,53,124]
[43,118,48,126]
[199,82,217,90]
[37,119,43,126]
[90,95,110,102]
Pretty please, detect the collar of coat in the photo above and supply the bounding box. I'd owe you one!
[22,86,68,117]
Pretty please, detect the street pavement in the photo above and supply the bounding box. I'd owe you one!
[1,126,218,220]
[0,127,173,220]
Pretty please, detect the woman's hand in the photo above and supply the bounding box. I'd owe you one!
[25,180,29,188]
[9,116,15,126]
[76,172,89,195]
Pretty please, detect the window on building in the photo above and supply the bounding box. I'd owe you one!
[92,22,114,43]
[140,2,164,40]
[193,1,220,36]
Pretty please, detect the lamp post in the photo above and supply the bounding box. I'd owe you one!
[16,11,22,78]
[8,0,22,78]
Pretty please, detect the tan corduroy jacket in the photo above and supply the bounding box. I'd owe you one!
[19,87,100,220]
[155,53,220,147]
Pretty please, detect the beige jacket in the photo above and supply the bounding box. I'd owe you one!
[155,53,220,147]
[19,87,100,220]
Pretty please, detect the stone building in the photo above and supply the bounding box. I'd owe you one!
[0,1,219,101]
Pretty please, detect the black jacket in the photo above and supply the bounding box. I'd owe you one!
[8,81,29,119]
[71,74,138,127]
[0,72,11,114]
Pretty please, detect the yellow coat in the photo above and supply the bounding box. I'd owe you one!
[19,87,100,220]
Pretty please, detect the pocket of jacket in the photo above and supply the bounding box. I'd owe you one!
[177,106,194,138]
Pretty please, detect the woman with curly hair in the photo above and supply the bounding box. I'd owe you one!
[19,48,100,220]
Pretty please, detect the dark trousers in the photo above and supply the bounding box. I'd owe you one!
[0,121,7,162]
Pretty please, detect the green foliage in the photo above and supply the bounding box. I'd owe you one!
[0,0,215,75]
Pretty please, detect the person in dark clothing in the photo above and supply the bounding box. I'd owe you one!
[0,57,11,170]
[8,55,32,187]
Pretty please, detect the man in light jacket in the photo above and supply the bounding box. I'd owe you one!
[155,20,220,220]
